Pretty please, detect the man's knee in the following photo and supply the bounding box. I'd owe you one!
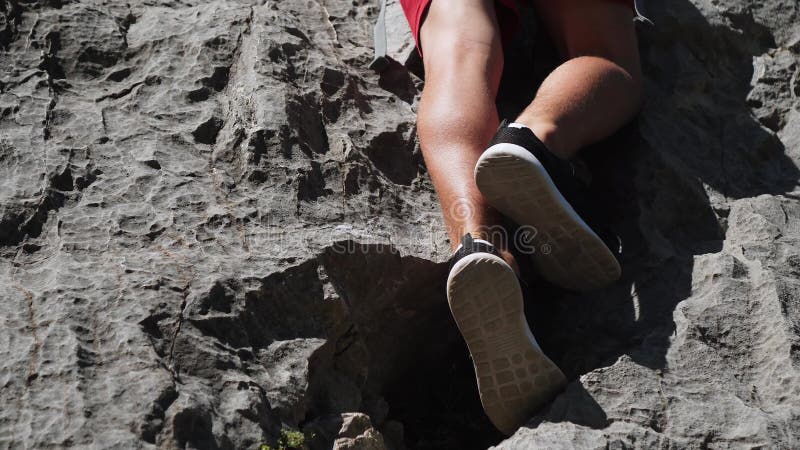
[419,0,504,76]
[417,100,496,147]
[562,31,643,109]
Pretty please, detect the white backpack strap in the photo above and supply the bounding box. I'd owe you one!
[369,0,391,72]
[633,0,653,26]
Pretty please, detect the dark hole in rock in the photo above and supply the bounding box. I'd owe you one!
[247,129,274,166]
[0,0,22,49]
[201,281,235,314]
[364,125,420,186]
[172,407,217,450]
[321,67,346,96]
[22,242,41,253]
[296,161,332,202]
[200,66,230,91]
[187,87,211,102]
[321,96,342,122]
[77,46,120,68]
[378,59,417,105]
[139,312,171,341]
[248,169,269,184]
[314,247,508,449]
[284,26,310,43]
[381,339,506,449]
[192,117,224,145]
[106,67,131,82]
[50,167,74,191]
[204,36,228,50]
[139,386,178,444]
[143,159,161,170]
[75,168,101,190]
[286,94,329,155]
[38,32,66,80]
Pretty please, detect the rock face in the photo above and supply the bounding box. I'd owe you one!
[0,0,798,449]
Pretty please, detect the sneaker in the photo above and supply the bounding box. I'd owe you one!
[446,233,567,435]
[474,123,622,292]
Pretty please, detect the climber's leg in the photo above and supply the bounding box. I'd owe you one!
[415,0,567,436]
[473,0,640,290]
[514,0,643,159]
[415,0,511,256]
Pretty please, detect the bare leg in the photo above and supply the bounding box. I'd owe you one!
[416,0,515,267]
[516,0,643,159]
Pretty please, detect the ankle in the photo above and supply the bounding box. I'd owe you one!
[510,119,571,159]
[464,229,519,276]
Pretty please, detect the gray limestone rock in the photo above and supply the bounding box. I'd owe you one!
[1,0,799,449]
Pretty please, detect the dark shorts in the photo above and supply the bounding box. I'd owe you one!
[400,0,637,57]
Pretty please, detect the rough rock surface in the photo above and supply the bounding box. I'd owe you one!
[1,0,799,449]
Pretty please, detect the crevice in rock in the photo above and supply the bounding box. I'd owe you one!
[114,7,136,49]
[167,293,189,369]
[94,80,142,102]
[0,0,22,49]
[39,30,64,141]
[12,282,40,387]
[286,93,329,156]
[247,129,273,168]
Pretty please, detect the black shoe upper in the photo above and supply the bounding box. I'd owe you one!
[489,122,623,259]
[449,233,501,271]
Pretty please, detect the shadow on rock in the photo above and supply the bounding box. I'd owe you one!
[139,242,509,449]
[378,59,418,105]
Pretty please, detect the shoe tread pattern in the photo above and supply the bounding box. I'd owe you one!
[475,151,621,291]
[447,255,567,435]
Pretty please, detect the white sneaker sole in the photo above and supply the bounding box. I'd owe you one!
[446,253,567,435]
[475,143,621,291]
